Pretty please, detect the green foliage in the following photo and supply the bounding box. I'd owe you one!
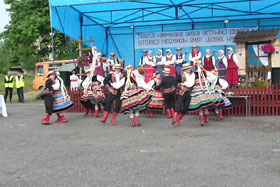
[250,79,270,87]
[0,0,78,73]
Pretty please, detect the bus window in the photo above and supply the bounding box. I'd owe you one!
[49,63,62,71]
[37,65,44,76]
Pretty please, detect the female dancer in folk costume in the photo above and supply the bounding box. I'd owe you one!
[41,72,74,124]
[217,50,228,80]
[164,49,176,77]
[93,52,106,78]
[80,69,106,117]
[121,66,154,127]
[147,72,164,118]
[172,63,195,126]
[226,47,239,88]
[155,49,165,77]
[188,62,223,126]
[144,50,156,83]
[214,77,232,121]
[100,64,125,126]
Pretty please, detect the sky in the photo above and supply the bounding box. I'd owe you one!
[0,0,10,33]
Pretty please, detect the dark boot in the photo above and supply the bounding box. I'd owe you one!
[100,111,109,124]
[41,113,52,125]
[130,117,135,127]
[172,112,178,125]
[84,108,89,116]
[135,116,141,126]
[111,111,118,126]
[200,115,204,126]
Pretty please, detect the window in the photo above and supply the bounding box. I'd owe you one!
[37,65,44,76]
[248,44,269,68]
[48,63,62,71]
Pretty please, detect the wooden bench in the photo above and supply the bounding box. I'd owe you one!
[227,95,251,116]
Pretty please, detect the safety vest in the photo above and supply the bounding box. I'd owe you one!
[4,75,14,88]
[15,75,25,88]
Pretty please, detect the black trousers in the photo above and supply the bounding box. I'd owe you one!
[163,93,175,110]
[43,95,54,115]
[17,87,24,102]
[104,92,121,113]
[4,88,13,103]
[175,91,191,115]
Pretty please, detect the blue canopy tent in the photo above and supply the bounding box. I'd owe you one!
[49,0,280,66]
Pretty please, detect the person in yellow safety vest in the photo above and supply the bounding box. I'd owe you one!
[15,72,25,103]
[4,71,14,103]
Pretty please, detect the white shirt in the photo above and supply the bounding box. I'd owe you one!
[132,70,154,91]
[105,58,118,71]
[189,52,201,62]
[174,53,185,64]
[145,56,156,67]
[202,55,216,71]
[70,74,80,90]
[218,55,228,68]
[218,78,229,90]
[111,72,125,89]
[228,53,239,68]
[182,72,195,88]
[139,56,148,66]
[164,54,175,65]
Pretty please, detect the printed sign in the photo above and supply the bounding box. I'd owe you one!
[135,27,256,49]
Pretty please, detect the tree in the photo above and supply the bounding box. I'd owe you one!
[0,0,78,72]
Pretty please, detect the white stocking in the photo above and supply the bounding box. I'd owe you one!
[130,111,134,119]
[95,105,99,111]
[100,103,104,109]
[135,110,139,117]
[215,108,219,114]
[199,110,203,116]
[203,108,209,115]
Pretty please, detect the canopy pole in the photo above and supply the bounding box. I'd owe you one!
[133,26,136,68]
[51,27,55,72]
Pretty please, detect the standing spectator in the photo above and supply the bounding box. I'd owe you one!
[202,49,216,72]
[226,47,239,88]
[70,71,80,90]
[174,48,185,76]
[189,45,201,66]
[217,50,228,79]
[139,50,148,67]
[15,72,25,103]
[4,71,14,103]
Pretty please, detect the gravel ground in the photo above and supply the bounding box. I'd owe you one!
[0,104,280,187]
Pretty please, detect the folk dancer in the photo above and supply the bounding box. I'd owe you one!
[164,49,176,77]
[226,47,239,88]
[217,50,228,79]
[105,53,119,74]
[147,72,164,118]
[189,45,201,66]
[174,48,185,76]
[214,77,232,121]
[155,49,165,77]
[202,49,216,72]
[155,68,177,119]
[120,66,153,127]
[70,71,80,90]
[144,50,156,83]
[100,64,125,126]
[188,62,223,126]
[139,50,148,67]
[172,63,195,126]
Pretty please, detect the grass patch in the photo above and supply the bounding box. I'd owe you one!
[0,74,41,103]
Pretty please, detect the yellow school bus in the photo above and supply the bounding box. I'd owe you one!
[33,60,73,90]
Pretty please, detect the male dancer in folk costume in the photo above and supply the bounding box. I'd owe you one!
[155,49,165,77]
[139,50,148,67]
[120,66,153,127]
[100,64,125,126]
[155,68,177,119]
[164,49,176,77]
[80,69,105,117]
[147,72,164,118]
[174,48,185,76]
[188,62,223,126]
[144,50,156,83]
[202,49,216,72]
[189,45,201,66]
[172,63,195,126]
[41,71,74,125]
[226,47,239,88]
[217,50,228,79]
[105,53,119,74]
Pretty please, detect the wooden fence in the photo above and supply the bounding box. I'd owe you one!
[66,84,280,116]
